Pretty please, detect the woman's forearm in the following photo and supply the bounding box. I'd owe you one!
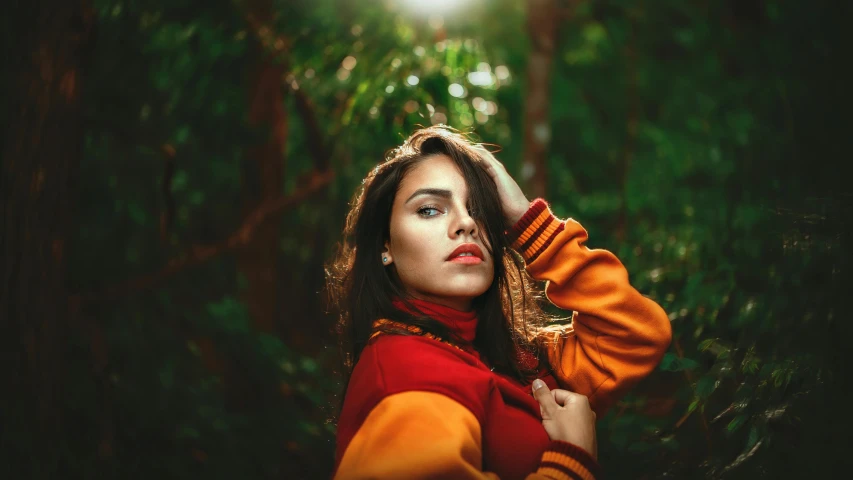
[509,199,672,415]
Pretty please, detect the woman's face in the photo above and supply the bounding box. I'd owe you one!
[384,154,495,311]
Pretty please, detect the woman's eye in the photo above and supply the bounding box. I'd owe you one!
[417,206,442,217]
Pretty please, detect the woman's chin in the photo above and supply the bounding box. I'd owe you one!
[436,286,491,301]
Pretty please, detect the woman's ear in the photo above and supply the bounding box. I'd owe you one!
[381,243,393,266]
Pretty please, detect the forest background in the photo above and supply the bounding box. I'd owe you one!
[3,0,852,478]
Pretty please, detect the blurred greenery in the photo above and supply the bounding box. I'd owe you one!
[4,0,852,478]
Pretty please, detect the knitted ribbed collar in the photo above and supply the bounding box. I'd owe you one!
[391,298,478,343]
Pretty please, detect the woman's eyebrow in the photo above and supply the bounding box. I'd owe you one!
[404,188,453,204]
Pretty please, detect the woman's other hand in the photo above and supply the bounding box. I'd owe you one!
[474,145,530,226]
[531,379,598,459]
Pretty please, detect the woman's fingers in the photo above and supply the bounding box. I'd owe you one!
[534,382,598,457]
[551,388,572,406]
[532,379,558,419]
[473,144,530,225]
[551,388,597,421]
[473,144,501,167]
[551,389,585,406]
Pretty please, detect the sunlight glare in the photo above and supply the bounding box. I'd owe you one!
[402,0,469,15]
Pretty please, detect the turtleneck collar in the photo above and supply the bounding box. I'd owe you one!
[391,298,478,343]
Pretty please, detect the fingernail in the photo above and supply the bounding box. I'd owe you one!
[532,379,545,391]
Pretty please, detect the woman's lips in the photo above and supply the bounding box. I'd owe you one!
[447,243,485,264]
[448,255,483,265]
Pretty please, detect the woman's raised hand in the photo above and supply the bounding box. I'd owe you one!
[474,145,530,227]
[531,379,598,459]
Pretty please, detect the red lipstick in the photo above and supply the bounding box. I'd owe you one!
[447,243,485,264]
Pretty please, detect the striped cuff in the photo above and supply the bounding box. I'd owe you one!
[507,198,565,264]
[536,440,600,480]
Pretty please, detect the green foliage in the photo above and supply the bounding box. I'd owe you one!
[22,0,848,478]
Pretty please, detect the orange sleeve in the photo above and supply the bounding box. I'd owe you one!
[510,200,672,415]
[334,391,598,480]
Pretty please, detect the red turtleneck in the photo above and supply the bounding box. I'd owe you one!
[392,298,479,344]
[388,297,542,371]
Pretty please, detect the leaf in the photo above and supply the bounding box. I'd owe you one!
[696,375,720,399]
[660,434,680,451]
[189,191,204,205]
[128,202,147,225]
[300,357,318,373]
[280,361,296,375]
[742,356,760,374]
[687,398,699,414]
[771,367,793,388]
[175,125,190,144]
[582,23,608,45]
[722,439,764,475]
[628,441,654,453]
[172,170,188,191]
[746,425,760,449]
[726,413,748,434]
[660,352,700,372]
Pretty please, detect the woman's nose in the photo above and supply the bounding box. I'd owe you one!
[453,211,478,237]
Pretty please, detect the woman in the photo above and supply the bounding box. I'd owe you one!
[327,127,671,479]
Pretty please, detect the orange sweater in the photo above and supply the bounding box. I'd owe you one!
[334,199,672,479]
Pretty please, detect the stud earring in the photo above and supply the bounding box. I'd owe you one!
[383,257,388,263]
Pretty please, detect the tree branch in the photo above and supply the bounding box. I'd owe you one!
[77,169,334,303]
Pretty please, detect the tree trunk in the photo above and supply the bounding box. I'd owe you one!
[0,1,92,477]
[238,0,287,335]
[194,0,289,415]
[616,14,639,241]
[521,0,559,199]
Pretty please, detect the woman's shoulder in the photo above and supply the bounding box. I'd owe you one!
[359,334,492,389]
[368,333,477,364]
[344,335,495,423]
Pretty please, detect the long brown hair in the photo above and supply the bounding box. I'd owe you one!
[326,126,554,392]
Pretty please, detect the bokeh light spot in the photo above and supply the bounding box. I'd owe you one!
[448,83,465,98]
[341,56,357,70]
[495,65,510,80]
